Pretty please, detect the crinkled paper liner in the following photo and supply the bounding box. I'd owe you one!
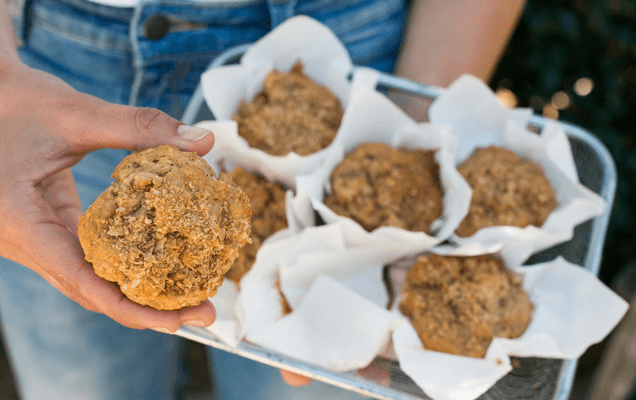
[197,122,301,346]
[194,41,619,399]
[391,256,629,400]
[214,225,629,399]
[195,14,381,348]
[238,223,401,371]
[223,86,472,373]
[289,86,472,266]
[204,227,296,347]
[429,75,606,266]
[199,15,379,189]
[196,86,472,352]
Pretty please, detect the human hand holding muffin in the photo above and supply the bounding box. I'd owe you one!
[0,59,218,332]
[78,146,252,311]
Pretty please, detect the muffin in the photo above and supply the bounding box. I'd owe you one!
[324,143,443,233]
[234,62,343,156]
[399,254,533,358]
[224,167,288,283]
[455,146,557,237]
[78,145,252,310]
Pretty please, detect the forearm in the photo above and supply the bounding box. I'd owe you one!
[1,0,20,64]
[396,0,526,87]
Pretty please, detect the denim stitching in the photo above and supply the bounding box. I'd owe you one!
[55,0,134,22]
[143,0,262,8]
[129,48,234,66]
[129,63,145,106]
[33,18,131,55]
[295,0,370,14]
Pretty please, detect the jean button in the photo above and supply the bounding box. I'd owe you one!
[144,15,170,40]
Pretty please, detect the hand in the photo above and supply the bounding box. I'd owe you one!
[280,362,392,395]
[387,90,433,123]
[280,370,313,387]
[0,59,217,333]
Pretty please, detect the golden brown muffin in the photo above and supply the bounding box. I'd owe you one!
[399,254,533,358]
[78,145,251,310]
[224,167,288,283]
[234,62,343,156]
[456,146,557,237]
[324,143,443,233]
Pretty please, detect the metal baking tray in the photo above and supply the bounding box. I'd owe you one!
[177,43,617,400]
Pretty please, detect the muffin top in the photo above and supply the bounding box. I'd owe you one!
[324,143,442,233]
[78,145,251,310]
[234,62,343,156]
[455,146,557,237]
[399,254,533,358]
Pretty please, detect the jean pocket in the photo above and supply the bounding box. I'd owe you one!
[22,0,134,104]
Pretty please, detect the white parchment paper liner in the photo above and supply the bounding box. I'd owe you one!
[238,223,389,337]
[392,256,630,400]
[205,227,296,347]
[203,279,241,347]
[200,15,379,188]
[289,86,471,266]
[232,88,469,368]
[202,231,303,347]
[234,222,404,372]
[429,75,606,265]
[196,121,301,346]
[250,274,400,372]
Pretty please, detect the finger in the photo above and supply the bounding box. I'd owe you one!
[0,232,101,314]
[280,370,313,387]
[357,358,391,387]
[68,98,215,156]
[39,171,217,330]
[38,267,102,313]
[178,299,216,327]
[75,266,183,332]
[21,214,188,332]
[79,265,217,331]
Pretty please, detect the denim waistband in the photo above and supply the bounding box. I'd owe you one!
[19,0,278,65]
[16,0,405,115]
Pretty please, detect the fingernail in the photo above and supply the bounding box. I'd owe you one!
[151,327,173,334]
[177,125,212,141]
[182,319,209,327]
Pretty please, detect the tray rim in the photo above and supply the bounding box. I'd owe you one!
[178,43,618,400]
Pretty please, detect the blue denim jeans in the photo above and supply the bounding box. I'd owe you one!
[1,0,406,398]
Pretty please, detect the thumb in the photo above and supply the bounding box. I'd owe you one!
[70,100,215,156]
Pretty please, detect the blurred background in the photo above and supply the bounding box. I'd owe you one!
[491,0,635,292]
[1,0,635,399]
[490,1,636,398]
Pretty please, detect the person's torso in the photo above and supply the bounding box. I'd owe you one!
[15,0,406,118]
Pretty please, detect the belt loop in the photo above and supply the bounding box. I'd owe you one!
[128,1,145,106]
[266,0,298,29]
